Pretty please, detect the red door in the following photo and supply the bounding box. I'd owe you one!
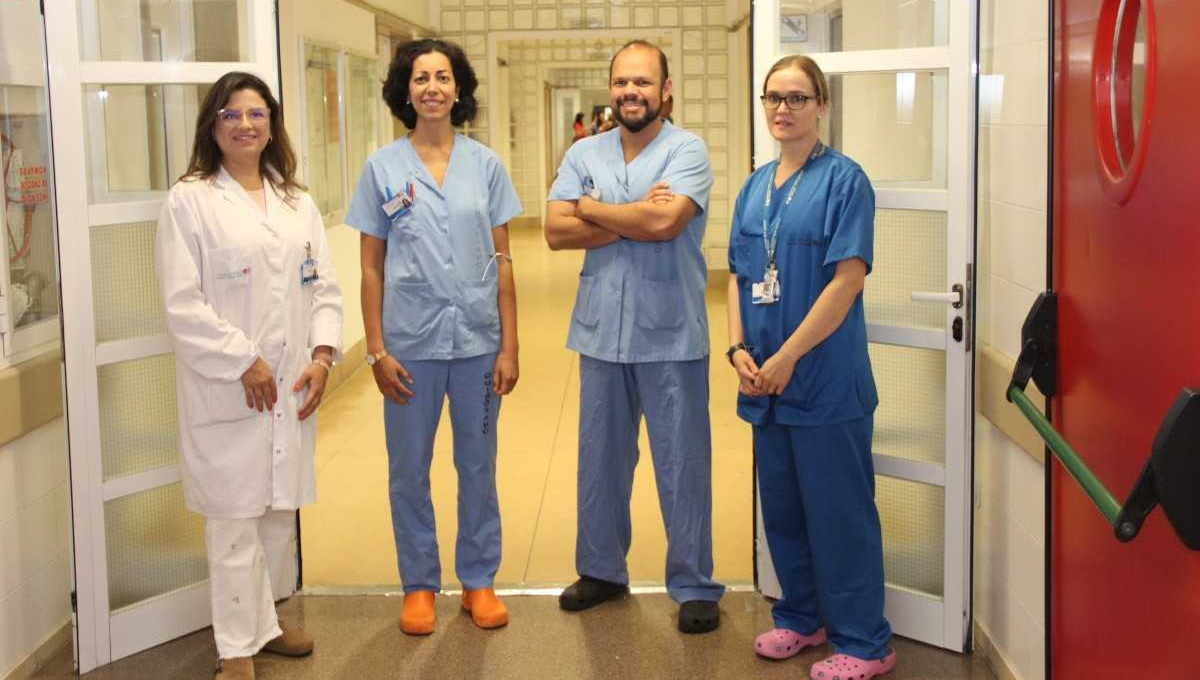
[1053,0,1200,677]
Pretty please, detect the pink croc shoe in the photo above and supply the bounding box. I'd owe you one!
[810,649,897,680]
[755,627,827,660]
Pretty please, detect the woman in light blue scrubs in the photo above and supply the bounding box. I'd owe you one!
[345,39,522,635]
[726,55,895,679]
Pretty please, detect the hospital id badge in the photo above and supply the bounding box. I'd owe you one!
[300,242,318,285]
[300,259,318,285]
[382,183,415,221]
[752,268,780,305]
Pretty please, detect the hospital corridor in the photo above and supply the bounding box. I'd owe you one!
[3,0,1198,679]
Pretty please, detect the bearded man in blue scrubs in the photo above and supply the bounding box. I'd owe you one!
[545,40,725,634]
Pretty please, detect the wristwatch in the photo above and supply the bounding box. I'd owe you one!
[725,342,750,365]
[365,349,388,366]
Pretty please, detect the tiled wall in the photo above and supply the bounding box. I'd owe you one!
[0,419,71,678]
[436,0,737,263]
[974,0,1049,678]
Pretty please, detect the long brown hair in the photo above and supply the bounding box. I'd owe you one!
[763,54,830,105]
[180,71,305,199]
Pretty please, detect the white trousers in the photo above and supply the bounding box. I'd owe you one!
[205,509,296,659]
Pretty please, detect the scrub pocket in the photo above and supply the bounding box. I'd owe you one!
[461,279,500,329]
[572,274,601,327]
[635,279,685,330]
[383,281,439,338]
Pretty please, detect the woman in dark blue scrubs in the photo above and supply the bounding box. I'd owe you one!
[726,55,895,679]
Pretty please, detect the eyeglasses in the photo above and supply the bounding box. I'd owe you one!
[217,107,269,126]
[759,92,818,111]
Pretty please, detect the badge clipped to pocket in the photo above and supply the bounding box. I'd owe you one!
[582,175,601,201]
[300,241,318,286]
[382,182,415,222]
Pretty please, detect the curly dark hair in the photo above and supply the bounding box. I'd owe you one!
[382,39,478,129]
[180,71,304,198]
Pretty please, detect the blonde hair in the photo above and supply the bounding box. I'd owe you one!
[762,55,830,105]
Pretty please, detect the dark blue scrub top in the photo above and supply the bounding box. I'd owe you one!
[728,147,879,427]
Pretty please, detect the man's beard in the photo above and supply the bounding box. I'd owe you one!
[612,95,662,133]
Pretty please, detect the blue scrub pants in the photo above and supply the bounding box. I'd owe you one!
[383,352,501,592]
[754,416,892,659]
[576,355,725,603]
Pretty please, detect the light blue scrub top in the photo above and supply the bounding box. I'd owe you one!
[728,147,879,427]
[548,122,713,363]
[345,134,522,360]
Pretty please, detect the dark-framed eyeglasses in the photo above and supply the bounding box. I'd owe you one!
[759,92,817,111]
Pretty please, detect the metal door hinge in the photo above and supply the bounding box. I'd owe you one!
[70,590,77,613]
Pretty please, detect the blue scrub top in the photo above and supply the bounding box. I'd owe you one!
[548,123,713,363]
[345,134,522,360]
[728,147,878,427]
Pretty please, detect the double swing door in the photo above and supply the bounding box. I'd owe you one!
[751,0,977,652]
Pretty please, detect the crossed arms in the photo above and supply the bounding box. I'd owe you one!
[544,184,698,250]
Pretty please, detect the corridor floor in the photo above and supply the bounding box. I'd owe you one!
[37,592,999,680]
[300,224,755,588]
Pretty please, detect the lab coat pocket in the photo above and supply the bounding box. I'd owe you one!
[209,245,254,288]
[383,281,438,339]
[635,279,685,330]
[194,378,259,426]
[461,279,500,329]
[572,274,601,327]
[208,245,255,324]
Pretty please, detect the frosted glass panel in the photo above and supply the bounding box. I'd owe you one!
[83,0,250,62]
[106,483,207,610]
[84,84,209,202]
[869,344,945,464]
[92,221,165,342]
[866,209,947,330]
[98,354,179,480]
[346,53,380,194]
[304,43,343,216]
[877,475,943,597]
[824,71,945,186]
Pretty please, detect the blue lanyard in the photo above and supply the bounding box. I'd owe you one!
[761,142,825,270]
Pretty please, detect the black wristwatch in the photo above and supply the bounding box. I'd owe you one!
[726,342,751,365]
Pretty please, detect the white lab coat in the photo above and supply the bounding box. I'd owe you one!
[155,166,342,519]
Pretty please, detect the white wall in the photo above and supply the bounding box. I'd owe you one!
[278,0,378,354]
[0,419,70,678]
[974,0,1049,678]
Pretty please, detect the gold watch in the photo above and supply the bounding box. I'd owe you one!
[365,349,388,366]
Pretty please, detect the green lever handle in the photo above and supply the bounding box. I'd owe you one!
[1007,385,1122,525]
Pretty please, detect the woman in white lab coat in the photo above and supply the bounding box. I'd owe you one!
[154,71,342,680]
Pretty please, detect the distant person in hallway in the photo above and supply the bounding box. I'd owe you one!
[590,108,604,135]
[155,71,343,680]
[726,55,895,679]
[345,38,522,636]
[544,39,725,634]
[572,112,588,141]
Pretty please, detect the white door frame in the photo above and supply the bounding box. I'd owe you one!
[44,0,279,671]
[752,1,977,653]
